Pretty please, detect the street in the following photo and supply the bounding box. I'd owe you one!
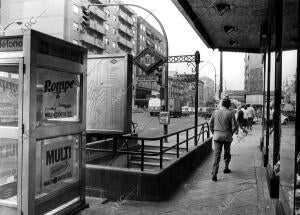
[132,112,208,138]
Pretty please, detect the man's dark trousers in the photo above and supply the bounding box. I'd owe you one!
[212,140,231,176]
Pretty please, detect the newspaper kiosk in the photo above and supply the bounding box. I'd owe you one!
[0,30,87,215]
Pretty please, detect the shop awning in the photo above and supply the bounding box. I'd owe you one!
[172,0,298,53]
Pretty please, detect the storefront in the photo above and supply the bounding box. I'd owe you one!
[0,30,87,215]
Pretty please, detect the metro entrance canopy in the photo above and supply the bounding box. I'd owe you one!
[172,0,298,53]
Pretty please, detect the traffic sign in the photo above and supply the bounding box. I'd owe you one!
[133,47,166,74]
[159,112,170,125]
[137,76,159,82]
[173,74,195,82]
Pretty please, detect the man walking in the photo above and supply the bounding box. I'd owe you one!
[247,104,256,130]
[209,98,238,182]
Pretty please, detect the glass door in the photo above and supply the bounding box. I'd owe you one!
[0,58,23,215]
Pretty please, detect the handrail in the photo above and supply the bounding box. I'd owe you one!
[86,122,210,171]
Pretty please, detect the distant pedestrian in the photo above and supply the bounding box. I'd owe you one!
[237,106,248,135]
[247,105,256,130]
[242,105,249,130]
[209,98,238,182]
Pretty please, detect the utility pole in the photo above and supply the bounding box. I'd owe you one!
[219,51,223,99]
[194,51,200,145]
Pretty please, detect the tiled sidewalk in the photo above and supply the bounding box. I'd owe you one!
[78,125,277,215]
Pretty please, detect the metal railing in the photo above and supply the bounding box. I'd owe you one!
[86,122,210,171]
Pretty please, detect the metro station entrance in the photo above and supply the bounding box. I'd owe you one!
[0,30,87,215]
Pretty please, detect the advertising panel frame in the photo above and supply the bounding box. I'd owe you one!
[86,54,133,135]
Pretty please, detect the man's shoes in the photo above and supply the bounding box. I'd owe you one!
[223,168,231,174]
[212,175,217,182]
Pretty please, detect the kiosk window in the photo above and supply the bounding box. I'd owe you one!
[36,68,81,126]
[35,135,80,199]
[0,65,19,127]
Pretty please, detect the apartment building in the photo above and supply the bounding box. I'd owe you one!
[0,0,136,55]
[199,76,215,105]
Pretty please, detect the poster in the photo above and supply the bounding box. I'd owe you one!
[41,137,75,190]
[87,57,128,132]
[36,68,80,125]
[0,73,19,127]
[0,138,17,199]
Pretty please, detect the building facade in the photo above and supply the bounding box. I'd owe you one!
[244,53,264,93]
[199,76,215,105]
[1,0,137,55]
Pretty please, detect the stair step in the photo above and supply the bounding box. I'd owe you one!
[130,161,161,167]
[131,155,173,162]
[141,149,182,156]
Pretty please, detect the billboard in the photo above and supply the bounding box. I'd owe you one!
[87,54,132,134]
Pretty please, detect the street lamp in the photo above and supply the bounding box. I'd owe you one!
[0,21,23,36]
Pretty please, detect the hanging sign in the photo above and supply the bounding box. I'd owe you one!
[133,47,166,74]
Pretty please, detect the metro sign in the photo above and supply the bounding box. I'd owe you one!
[133,47,166,74]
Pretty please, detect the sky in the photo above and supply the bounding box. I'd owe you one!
[123,0,297,90]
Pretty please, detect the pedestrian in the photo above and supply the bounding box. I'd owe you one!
[237,105,248,135]
[247,104,256,130]
[209,98,238,182]
[241,105,249,130]
[269,105,274,135]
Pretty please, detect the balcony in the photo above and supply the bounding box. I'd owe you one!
[89,21,106,35]
[117,36,133,49]
[118,23,134,38]
[89,7,107,21]
[118,10,134,26]
[80,34,105,49]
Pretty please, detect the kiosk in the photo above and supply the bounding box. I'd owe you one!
[0,30,87,215]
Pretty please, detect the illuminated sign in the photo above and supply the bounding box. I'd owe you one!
[137,76,159,82]
[0,37,23,51]
[39,40,83,64]
[159,111,170,125]
[133,47,166,74]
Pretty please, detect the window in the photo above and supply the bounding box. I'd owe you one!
[112,41,116,48]
[105,38,109,45]
[73,22,79,31]
[72,39,78,45]
[140,45,144,50]
[140,34,143,40]
[105,9,110,17]
[113,28,117,35]
[132,51,135,56]
[132,40,135,45]
[105,23,110,31]
[132,17,136,23]
[73,5,79,14]
[113,15,117,22]
[142,35,145,41]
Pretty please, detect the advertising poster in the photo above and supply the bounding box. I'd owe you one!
[36,68,80,125]
[0,74,18,126]
[42,137,74,190]
[0,138,18,199]
[87,57,127,132]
